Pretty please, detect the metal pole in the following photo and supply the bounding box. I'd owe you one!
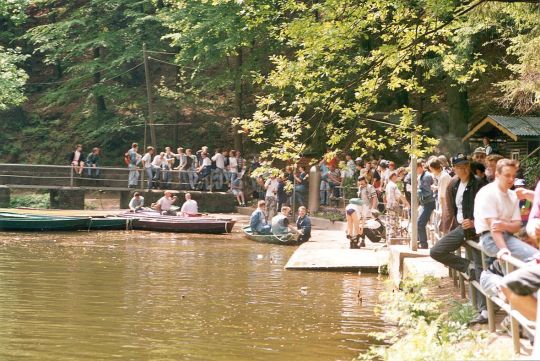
[143,43,156,148]
[410,131,418,251]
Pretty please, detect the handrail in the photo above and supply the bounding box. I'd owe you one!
[456,238,538,356]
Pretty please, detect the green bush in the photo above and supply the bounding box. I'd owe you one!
[358,277,514,361]
[522,156,540,188]
[10,194,50,209]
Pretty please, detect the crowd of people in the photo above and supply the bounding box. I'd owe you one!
[123,143,250,206]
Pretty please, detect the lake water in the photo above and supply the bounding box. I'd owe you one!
[0,230,387,361]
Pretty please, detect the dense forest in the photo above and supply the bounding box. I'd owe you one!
[0,0,539,165]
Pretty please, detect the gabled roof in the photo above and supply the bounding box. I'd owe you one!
[463,115,540,142]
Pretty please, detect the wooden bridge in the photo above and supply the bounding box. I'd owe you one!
[0,163,236,212]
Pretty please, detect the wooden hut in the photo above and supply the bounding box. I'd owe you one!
[462,115,540,159]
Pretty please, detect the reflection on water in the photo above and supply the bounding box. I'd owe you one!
[0,230,387,361]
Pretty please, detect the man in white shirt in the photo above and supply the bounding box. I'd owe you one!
[264,174,279,220]
[196,152,213,190]
[151,152,167,187]
[155,190,178,215]
[474,158,538,261]
[180,193,198,216]
[141,146,155,190]
[211,148,226,190]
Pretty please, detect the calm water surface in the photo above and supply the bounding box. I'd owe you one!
[0,229,387,361]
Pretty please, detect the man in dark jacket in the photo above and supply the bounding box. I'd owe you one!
[430,153,487,324]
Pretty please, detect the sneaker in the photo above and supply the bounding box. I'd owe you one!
[468,313,488,326]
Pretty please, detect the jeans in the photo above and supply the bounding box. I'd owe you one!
[128,164,139,187]
[86,164,100,177]
[480,269,504,298]
[230,172,238,188]
[188,169,198,190]
[162,166,172,188]
[213,168,225,190]
[417,201,435,247]
[145,167,154,189]
[295,185,306,206]
[480,232,538,262]
[179,170,189,189]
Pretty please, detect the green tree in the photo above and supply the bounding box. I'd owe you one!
[159,0,282,152]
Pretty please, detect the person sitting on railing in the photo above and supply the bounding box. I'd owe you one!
[522,180,540,243]
[68,144,85,176]
[141,146,155,190]
[250,200,271,235]
[162,147,176,189]
[185,148,198,190]
[474,158,539,262]
[430,153,488,324]
[85,147,101,178]
[416,159,436,249]
[500,263,540,321]
[174,147,188,189]
[128,192,145,212]
[179,193,198,216]
[151,152,167,189]
[196,152,213,191]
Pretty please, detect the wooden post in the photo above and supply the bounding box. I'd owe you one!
[410,131,418,251]
[143,43,157,148]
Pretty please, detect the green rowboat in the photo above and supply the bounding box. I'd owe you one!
[0,217,91,231]
[0,212,132,231]
[242,226,298,246]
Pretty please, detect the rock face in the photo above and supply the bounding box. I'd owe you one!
[119,190,237,213]
[0,185,10,207]
[50,187,85,210]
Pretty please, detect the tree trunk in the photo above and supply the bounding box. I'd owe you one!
[446,82,469,153]
[233,48,244,153]
[93,47,106,114]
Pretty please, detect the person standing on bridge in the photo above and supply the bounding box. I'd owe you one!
[68,144,85,176]
[127,143,141,188]
[141,146,155,190]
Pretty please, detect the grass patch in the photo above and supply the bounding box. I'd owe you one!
[10,194,50,209]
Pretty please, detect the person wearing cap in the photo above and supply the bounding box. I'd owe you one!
[128,192,145,212]
[430,153,488,324]
[345,198,365,248]
[155,190,178,215]
[472,147,487,165]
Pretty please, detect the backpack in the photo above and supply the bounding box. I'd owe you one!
[124,151,131,166]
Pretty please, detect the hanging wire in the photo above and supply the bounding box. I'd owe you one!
[148,56,199,70]
[26,53,142,85]
[146,50,178,55]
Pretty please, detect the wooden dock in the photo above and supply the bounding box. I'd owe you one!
[285,229,389,271]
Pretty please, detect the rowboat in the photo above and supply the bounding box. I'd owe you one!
[121,211,236,234]
[0,216,91,231]
[242,226,299,245]
[0,212,131,231]
[133,217,235,234]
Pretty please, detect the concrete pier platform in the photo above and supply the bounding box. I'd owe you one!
[285,229,389,271]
